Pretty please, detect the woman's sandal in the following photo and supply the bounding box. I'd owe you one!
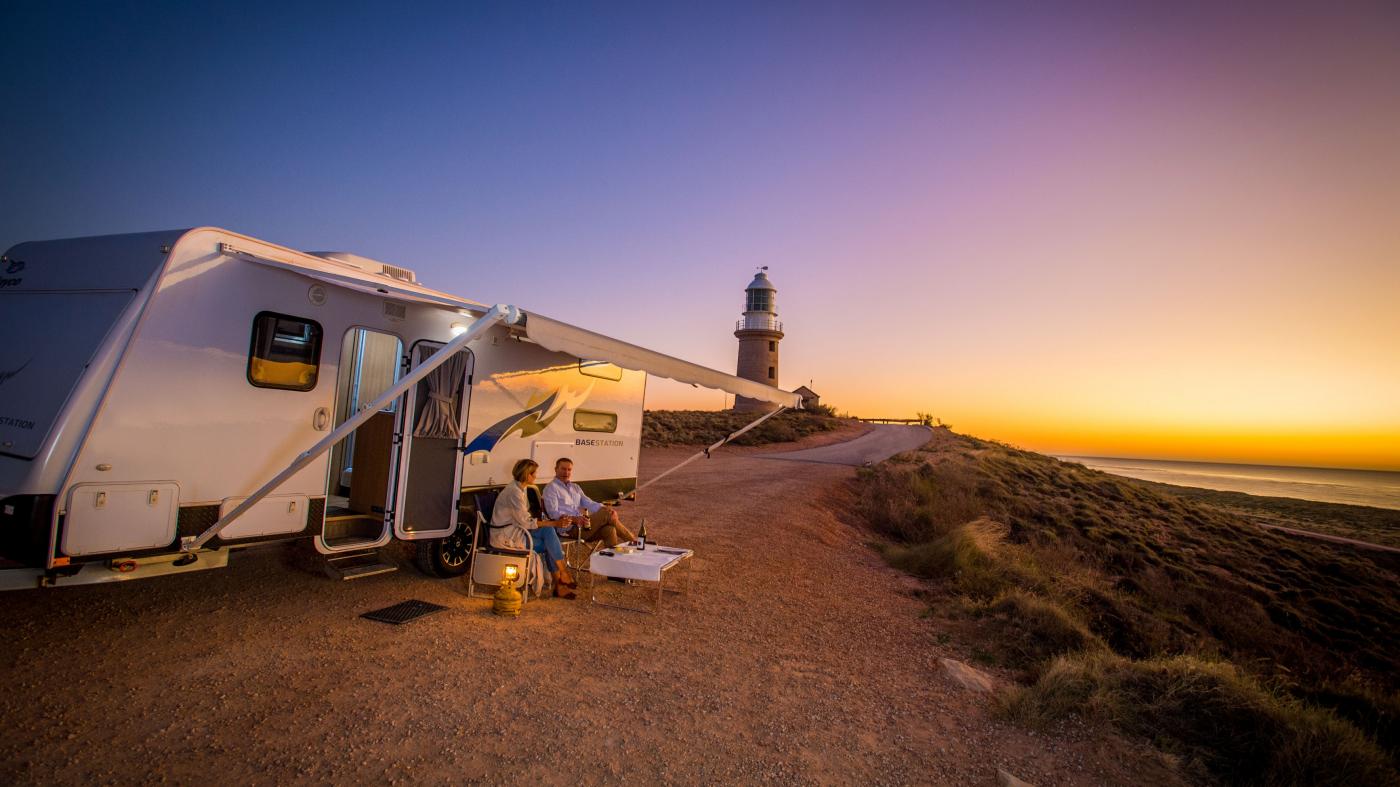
[554,587,577,600]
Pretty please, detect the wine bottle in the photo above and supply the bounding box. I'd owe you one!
[637,518,647,550]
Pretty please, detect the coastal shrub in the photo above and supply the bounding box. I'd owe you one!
[862,425,1400,766]
[854,460,989,543]
[878,524,1008,598]
[1303,678,1400,761]
[972,590,1102,675]
[641,409,841,447]
[999,653,1394,786]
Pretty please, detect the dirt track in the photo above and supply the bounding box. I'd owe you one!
[757,424,933,466]
[0,431,1172,785]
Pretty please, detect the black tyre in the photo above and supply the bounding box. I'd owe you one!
[414,526,473,578]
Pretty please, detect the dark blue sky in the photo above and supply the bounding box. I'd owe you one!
[5,2,1398,466]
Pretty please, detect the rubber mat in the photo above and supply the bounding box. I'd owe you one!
[360,599,448,625]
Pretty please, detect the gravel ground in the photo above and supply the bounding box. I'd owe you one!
[0,431,1179,785]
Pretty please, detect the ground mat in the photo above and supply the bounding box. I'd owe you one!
[360,599,448,625]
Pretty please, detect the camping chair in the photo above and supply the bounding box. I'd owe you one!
[465,489,534,602]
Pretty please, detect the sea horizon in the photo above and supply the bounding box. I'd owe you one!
[1056,455,1400,511]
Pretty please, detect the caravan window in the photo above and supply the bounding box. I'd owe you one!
[573,409,617,433]
[248,312,323,391]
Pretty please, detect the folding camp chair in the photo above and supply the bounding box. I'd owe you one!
[465,489,534,602]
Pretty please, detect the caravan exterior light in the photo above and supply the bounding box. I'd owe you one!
[450,322,468,336]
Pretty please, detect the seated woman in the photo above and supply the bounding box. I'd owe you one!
[491,458,577,599]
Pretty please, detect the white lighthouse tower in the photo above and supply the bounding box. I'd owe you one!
[732,267,783,412]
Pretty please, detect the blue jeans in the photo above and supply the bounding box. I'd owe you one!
[531,525,564,568]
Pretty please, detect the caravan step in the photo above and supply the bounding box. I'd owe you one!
[324,550,397,581]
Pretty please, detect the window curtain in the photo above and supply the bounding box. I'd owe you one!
[413,351,467,438]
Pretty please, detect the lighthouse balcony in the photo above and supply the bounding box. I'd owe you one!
[736,316,783,332]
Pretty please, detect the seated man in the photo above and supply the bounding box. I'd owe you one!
[541,457,636,549]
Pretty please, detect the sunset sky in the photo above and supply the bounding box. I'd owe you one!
[3,2,1397,470]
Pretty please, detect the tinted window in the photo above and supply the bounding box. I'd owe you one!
[573,409,617,433]
[248,312,322,391]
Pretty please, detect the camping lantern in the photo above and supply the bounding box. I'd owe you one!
[493,564,522,617]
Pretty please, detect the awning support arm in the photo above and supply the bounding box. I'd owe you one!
[181,304,519,553]
[627,406,787,497]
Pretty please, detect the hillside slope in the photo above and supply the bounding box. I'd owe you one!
[856,427,1399,784]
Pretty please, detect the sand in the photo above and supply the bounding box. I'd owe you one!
[0,432,1178,785]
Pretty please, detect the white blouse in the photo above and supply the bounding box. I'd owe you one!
[489,482,537,550]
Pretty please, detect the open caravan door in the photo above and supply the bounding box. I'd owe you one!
[392,341,474,540]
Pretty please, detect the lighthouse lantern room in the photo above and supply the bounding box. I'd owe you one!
[733,267,784,412]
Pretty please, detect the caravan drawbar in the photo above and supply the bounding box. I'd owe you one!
[0,228,800,589]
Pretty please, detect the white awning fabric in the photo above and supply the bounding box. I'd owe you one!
[523,311,802,409]
[222,240,798,408]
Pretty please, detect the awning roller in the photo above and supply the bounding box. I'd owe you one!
[522,312,802,409]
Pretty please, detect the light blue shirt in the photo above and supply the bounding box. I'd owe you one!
[541,478,603,520]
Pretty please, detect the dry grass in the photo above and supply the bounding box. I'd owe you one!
[999,653,1395,786]
[855,427,1400,783]
[642,409,843,447]
[1131,480,1400,550]
[969,590,1104,677]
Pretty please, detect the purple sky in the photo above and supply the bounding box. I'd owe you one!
[4,2,1397,468]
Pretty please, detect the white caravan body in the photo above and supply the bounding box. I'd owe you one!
[0,228,797,587]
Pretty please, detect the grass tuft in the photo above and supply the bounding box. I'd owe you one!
[972,590,1102,675]
[999,652,1394,786]
[878,524,1010,598]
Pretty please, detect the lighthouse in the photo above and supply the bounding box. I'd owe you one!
[733,268,783,412]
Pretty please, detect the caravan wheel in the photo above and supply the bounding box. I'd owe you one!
[414,529,473,578]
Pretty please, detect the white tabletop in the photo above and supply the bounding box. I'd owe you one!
[588,545,692,582]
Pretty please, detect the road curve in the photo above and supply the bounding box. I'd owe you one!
[757,424,933,466]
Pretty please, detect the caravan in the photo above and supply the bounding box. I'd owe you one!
[0,228,798,588]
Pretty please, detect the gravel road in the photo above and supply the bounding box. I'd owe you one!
[757,424,933,466]
[0,430,1173,785]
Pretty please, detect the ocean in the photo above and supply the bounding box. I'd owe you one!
[1057,456,1400,511]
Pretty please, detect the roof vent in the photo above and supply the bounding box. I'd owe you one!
[378,263,417,284]
[307,251,418,284]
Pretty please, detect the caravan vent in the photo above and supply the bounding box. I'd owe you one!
[307,252,418,284]
[383,301,407,321]
[379,264,417,284]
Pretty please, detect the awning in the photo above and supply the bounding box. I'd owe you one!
[523,311,802,409]
[219,241,799,408]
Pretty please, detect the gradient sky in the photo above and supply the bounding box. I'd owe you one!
[3,2,1397,470]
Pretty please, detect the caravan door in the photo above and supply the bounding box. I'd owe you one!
[319,327,403,553]
[392,341,473,540]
